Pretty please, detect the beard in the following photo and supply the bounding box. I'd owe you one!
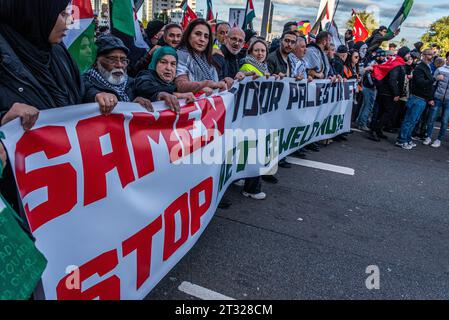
[98,64,127,85]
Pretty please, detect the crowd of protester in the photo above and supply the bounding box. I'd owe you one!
[1,1,449,212]
[1,0,449,300]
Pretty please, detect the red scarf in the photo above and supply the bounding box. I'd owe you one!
[373,56,406,81]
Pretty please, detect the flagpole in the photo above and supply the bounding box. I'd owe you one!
[242,0,249,30]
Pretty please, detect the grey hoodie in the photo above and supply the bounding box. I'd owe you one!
[434,65,449,102]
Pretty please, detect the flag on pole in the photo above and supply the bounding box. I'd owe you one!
[242,0,256,30]
[352,10,369,42]
[111,0,148,48]
[310,1,329,36]
[64,0,97,74]
[206,0,214,21]
[327,21,343,46]
[387,0,414,36]
[180,0,198,30]
[317,0,335,30]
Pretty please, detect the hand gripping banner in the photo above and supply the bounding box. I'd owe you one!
[0,78,354,299]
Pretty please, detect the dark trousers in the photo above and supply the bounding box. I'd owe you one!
[244,177,262,194]
[371,94,398,133]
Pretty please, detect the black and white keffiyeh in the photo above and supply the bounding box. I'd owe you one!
[85,68,131,102]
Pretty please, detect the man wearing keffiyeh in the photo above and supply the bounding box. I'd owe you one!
[83,35,153,112]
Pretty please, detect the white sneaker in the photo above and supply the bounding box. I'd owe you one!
[431,139,441,148]
[423,137,432,145]
[408,142,417,148]
[395,142,413,150]
[242,191,267,200]
[233,179,245,187]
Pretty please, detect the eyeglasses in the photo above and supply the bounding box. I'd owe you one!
[104,57,130,66]
[283,38,296,45]
[229,37,244,44]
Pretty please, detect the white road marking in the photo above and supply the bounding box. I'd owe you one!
[286,158,355,176]
[178,281,236,300]
[351,128,363,133]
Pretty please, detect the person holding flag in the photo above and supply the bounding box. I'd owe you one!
[366,26,400,57]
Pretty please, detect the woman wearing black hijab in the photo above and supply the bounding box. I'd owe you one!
[0,0,117,212]
[0,0,118,129]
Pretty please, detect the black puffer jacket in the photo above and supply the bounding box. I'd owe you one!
[213,45,240,80]
[0,33,84,120]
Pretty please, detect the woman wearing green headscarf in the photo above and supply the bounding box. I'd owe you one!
[135,46,195,113]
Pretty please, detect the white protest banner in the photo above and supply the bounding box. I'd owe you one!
[0,78,354,299]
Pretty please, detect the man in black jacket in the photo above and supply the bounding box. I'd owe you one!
[83,35,152,111]
[369,47,410,141]
[366,26,400,56]
[396,49,435,149]
[212,27,246,86]
[267,31,297,76]
[332,45,348,77]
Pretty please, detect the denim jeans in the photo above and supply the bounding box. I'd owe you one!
[397,95,428,144]
[425,99,449,141]
[356,87,376,127]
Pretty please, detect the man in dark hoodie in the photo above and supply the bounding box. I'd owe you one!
[369,47,410,141]
[366,26,400,56]
[396,49,436,149]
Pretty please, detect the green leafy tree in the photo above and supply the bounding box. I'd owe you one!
[346,11,379,36]
[422,16,449,54]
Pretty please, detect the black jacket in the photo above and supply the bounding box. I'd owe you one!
[0,33,84,120]
[376,65,406,97]
[410,62,435,101]
[366,30,395,55]
[213,45,240,80]
[82,72,137,103]
[332,56,345,77]
[0,32,83,214]
[267,49,293,76]
[134,69,176,102]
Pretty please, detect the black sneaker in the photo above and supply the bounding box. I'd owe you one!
[278,159,292,168]
[292,150,307,158]
[368,131,381,142]
[305,143,320,152]
[377,132,388,139]
[262,175,279,184]
[218,198,232,209]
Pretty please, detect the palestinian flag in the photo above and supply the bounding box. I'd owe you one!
[111,0,148,49]
[64,0,97,74]
[206,0,214,21]
[243,0,256,30]
[387,0,414,36]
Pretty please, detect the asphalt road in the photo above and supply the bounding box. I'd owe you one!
[146,129,449,300]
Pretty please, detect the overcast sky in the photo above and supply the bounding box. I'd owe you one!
[195,0,449,45]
